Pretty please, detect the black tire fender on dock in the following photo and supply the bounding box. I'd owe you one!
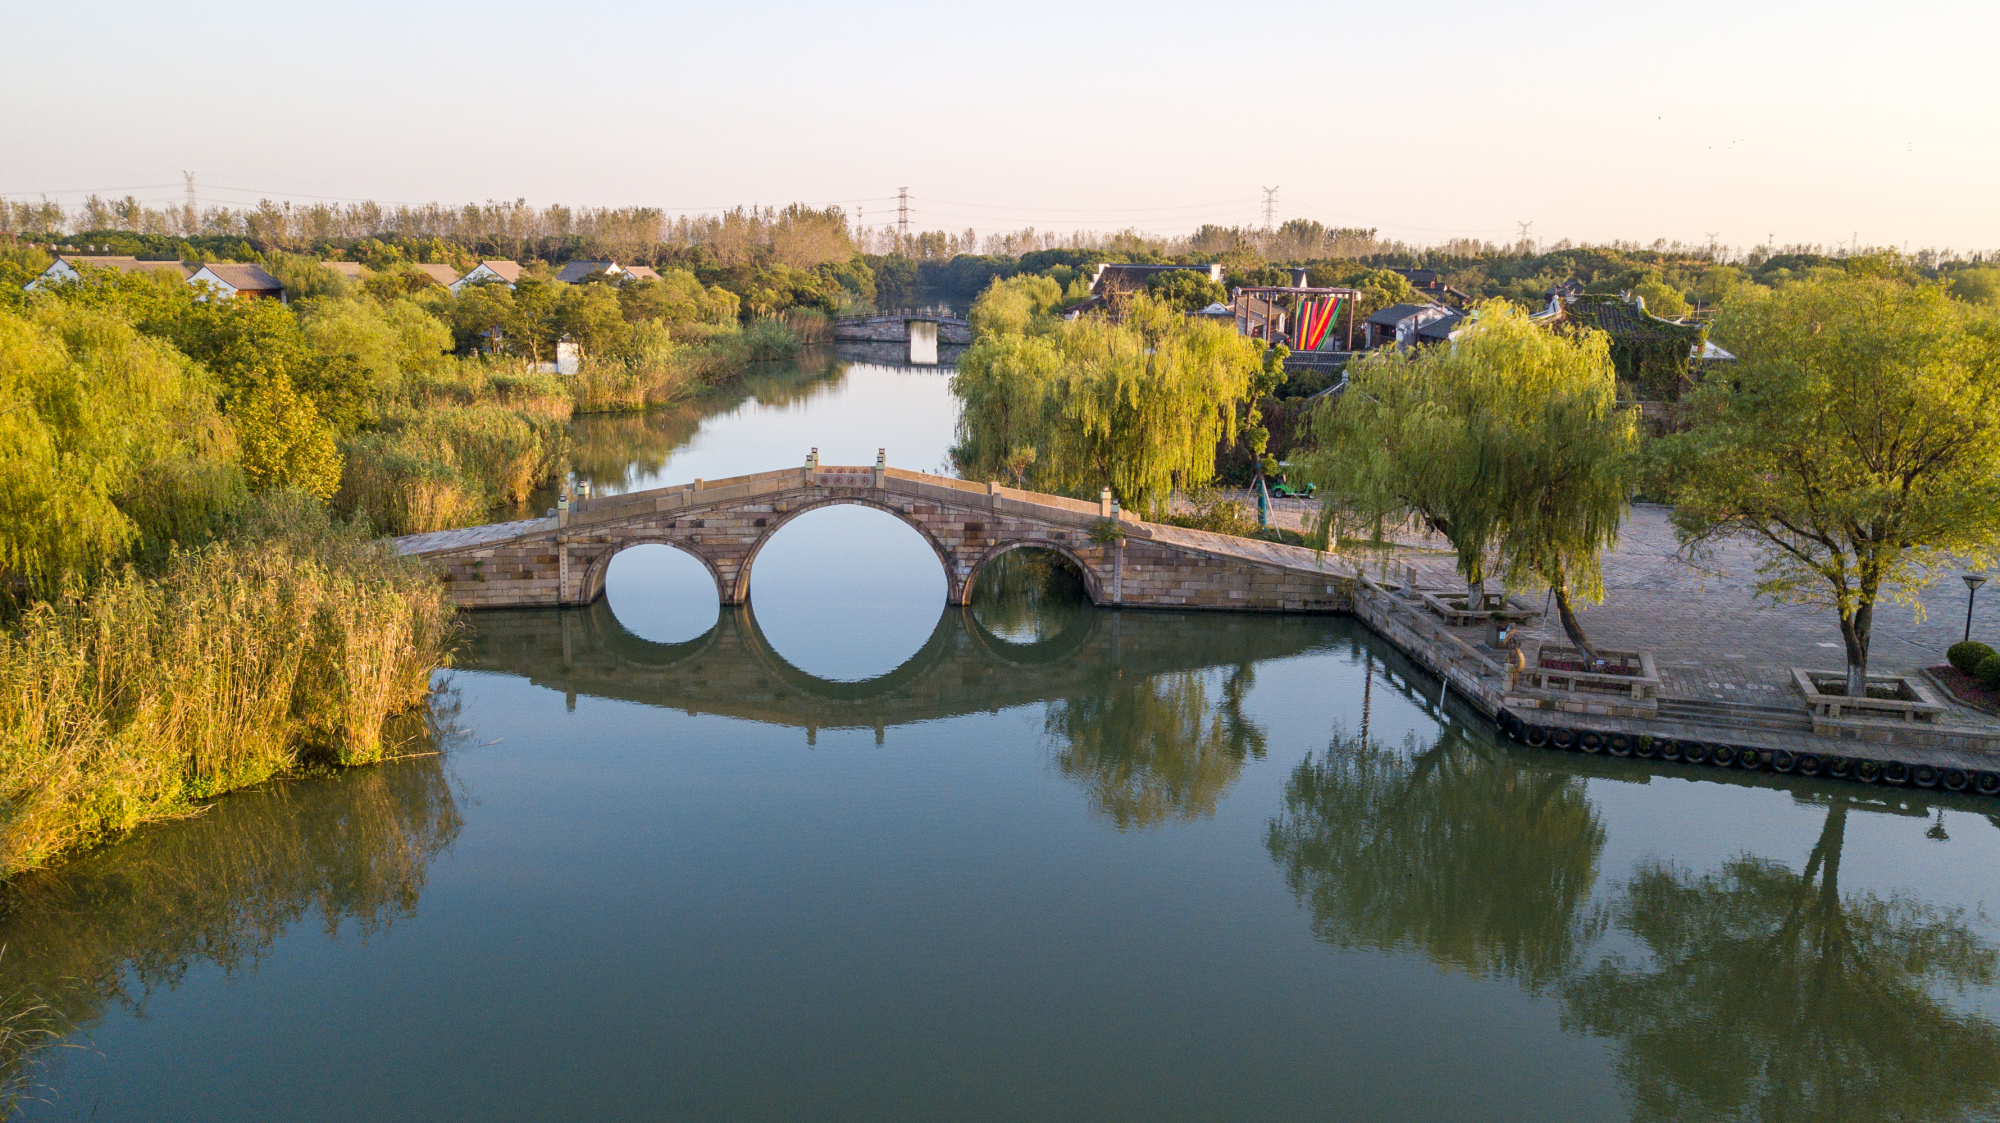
[1525,724,1550,747]
[1942,768,1969,792]
[1660,740,1684,761]
[1608,734,1633,757]
[1634,736,1659,759]
[1797,753,1822,776]
[1738,748,1764,771]
[1551,727,1577,749]
[1855,759,1882,783]
[1579,730,1605,753]
[1883,760,1910,785]
[1712,744,1738,767]
[1912,764,1939,789]
[1772,750,1796,773]
[1977,772,2000,796]
[1683,741,1711,764]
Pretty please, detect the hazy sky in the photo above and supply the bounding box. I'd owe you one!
[6,0,1995,251]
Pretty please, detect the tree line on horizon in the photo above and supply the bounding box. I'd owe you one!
[7,195,1997,322]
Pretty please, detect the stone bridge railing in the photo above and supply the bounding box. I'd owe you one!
[396,462,1358,614]
[833,313,972,347]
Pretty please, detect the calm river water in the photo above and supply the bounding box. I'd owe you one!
[7,357,2000,1121]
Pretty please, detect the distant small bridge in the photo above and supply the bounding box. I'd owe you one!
[395,457,1354,613]
[833,312,971,365]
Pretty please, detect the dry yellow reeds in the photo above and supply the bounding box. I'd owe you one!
[0,500,455,879]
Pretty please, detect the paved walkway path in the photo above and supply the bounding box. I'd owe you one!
[1353,504,2000,731]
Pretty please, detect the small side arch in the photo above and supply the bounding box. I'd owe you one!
[960,539,1105,607]
[729,496,962,605]
[577,536,729,606]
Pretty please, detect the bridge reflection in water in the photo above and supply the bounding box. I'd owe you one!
[462,576,1342,740]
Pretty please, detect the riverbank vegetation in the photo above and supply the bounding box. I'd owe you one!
[950,278,1273,515]
[0,251,815,884]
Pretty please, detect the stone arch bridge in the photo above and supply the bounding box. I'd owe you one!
[394,459,1356,614]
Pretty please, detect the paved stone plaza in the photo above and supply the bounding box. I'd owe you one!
[1340,503,2000,732]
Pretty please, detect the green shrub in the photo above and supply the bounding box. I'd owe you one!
[1948,640,1996,674]
[1976,652,2000,689]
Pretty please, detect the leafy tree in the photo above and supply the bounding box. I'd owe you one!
[0,304,232,598]
[949,333,1060,487]
[232,373,342,499]
[262,252,350,302]
[1483,306,1638,658]
[1564,799,2000,1122]
[1631,277,1690,319]
[1948,266,2000,307]
[953,296,1263,513]
[1301,336,1507,607]
[299,297,450,404]
[1267,721,1605,990]
[553,282,629,356]
[968,274,1063,338]
[1654,275,2000,694]
[1305,305,1636,652]
[1145,268,1227,312]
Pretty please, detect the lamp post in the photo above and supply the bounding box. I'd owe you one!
[1963,574,1988,643]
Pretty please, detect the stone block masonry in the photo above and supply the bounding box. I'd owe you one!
[395,465,1357,615]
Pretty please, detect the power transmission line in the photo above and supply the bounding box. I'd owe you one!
[1262,186,1279,230]
[898,187,909,242]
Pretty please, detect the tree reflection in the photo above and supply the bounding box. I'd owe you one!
[1265,724,1606,990]
[0,708,462,1107]
[1565,798,2000,1122]
[970,548,1091,645]
[1048,665,1266,829]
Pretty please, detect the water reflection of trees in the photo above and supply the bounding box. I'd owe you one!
[970,549,1091,646]
[568,358,845,492]
[1565,798,2000,1123]
[0,711,461,1108]
[1266,724,1607,989]
[1048,665,1266,829]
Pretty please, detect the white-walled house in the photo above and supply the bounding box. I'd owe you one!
[186,263,287,302]
[24,255,191,290]
[450,260,523,294]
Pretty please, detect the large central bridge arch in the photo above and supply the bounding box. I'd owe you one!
[726,494,961,606]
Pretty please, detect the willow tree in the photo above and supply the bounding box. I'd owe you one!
[1304,305,1634,654]
[0,303,238,601]
[1299,329,1507,607]
[949,333,1061,487]
[951,294,1263,515]
[1656,276,2000,696]
[1478,305,1637,660]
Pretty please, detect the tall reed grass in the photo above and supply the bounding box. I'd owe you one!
[336,405,570,536]
[0,495,454,880]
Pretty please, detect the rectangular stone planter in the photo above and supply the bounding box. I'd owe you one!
[1505,644,1662,719]
[1416,589,1539,627]
[1792,669,1957,745]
